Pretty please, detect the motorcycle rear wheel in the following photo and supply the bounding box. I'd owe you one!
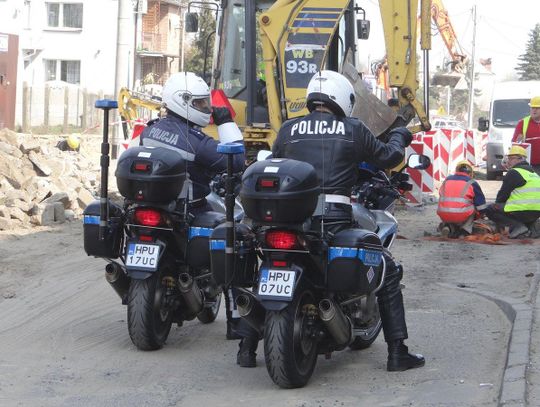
[196,291,222,324]
[264,288,318,388]
[348,307,383,350]
[127,260,174,351]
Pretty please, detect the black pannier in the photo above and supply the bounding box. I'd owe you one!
[240,158,320,223]
[210,223,257,287]
[327,228,384,294]
[83,200,124,259]
[185,211,226,269]
[115,146,186,203]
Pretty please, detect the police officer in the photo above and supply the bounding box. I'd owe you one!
[272,70,425,372]
[140,72,260,367]
[486,145,540,238]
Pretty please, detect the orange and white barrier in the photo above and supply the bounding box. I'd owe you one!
[406,127,493,205]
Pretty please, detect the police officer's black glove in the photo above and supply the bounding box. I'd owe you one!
[390,127,413,147]
[212,107,233,126]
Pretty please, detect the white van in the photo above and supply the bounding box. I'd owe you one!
[480,80,540,180]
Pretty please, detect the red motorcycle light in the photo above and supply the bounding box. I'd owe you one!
[134,208,162,226]
[266,230,298,249]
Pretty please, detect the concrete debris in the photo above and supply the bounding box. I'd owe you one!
[0,128,104,231]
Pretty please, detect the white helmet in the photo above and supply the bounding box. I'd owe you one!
[306,70,355,117]
[162,72,212,127]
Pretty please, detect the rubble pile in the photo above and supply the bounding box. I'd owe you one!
[0,128,105,231]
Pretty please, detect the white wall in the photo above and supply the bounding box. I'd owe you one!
[0,0,125,128]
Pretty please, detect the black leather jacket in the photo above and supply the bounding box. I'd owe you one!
[272,111,409,196]
[140,112,245,200]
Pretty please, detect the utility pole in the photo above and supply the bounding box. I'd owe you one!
[467,5,477,129]
[113,0,134,159]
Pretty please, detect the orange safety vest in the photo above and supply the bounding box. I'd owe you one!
[437,177,475,223]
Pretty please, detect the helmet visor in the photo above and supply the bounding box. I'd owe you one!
[191,96,212,114]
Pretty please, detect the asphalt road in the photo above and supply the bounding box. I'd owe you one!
[1,180,538,406]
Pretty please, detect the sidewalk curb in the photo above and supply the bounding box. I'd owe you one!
[440,275,540,407]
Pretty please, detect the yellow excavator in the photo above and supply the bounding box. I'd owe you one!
[121,1,434,159]
[186,0,433,160]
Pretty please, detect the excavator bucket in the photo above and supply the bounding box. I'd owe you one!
[341,62,397,138]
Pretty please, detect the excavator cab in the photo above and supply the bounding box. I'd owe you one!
[186,0,431,159]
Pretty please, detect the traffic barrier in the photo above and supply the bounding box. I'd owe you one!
[405,142,425,205]
[465,130,477,165]
[120,119,146,152]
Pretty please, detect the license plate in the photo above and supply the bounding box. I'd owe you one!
[126,243,160,270]
[258,269,296,298]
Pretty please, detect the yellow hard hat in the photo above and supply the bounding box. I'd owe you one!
[507,145,527,157]
[455,160,474,177]
[529,96,540,108]
[67,133,80,150]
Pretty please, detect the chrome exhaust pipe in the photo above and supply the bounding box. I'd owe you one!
[105,262,130,303]
[235,292,265,336]
[318,299,352,346]
[178,273,204,317]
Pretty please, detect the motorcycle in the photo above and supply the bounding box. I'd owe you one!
[83,102,229,351]
[210,153,430,388]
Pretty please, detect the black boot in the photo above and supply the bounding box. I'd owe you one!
[387,339,425,372]
[237,337,258,368]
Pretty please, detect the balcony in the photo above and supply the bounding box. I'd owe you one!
[140,32,164,54]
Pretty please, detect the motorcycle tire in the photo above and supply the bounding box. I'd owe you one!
[127,259,174,351]
[196,291,222,324]
[348,313,383,350]
[264,287,318,389]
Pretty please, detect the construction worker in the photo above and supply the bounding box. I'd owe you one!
[512,96,540,174]
[273,70,424,372]
[56,133,80,152]
[437,160,487,238]
[485,145,540,238]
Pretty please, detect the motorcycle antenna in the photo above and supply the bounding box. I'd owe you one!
[94,98,118,240]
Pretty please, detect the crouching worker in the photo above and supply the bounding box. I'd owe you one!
[437,160,487,238]
[485,145,540,238]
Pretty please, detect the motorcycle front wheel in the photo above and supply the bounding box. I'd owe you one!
[127,259,174,351]
[264,287,318,388]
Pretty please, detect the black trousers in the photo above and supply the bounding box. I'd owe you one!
[485,204,540,230]
[314,213,408,343]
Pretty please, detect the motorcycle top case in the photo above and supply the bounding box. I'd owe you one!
[83,200,124,259]
[210,223,257,287]
[115,146,186,203]
[185,211,226,269]
[327,228,383,294]
[240,158,320,223]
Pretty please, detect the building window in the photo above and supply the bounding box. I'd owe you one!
[46,2,83,29]
[44,59,81,84]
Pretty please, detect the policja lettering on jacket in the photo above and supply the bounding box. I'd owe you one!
[147,126,180,144]
[290,119,346,136]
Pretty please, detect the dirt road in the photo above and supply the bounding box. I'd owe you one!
[1,175,538,406]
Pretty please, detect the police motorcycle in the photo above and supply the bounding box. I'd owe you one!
[209,151,430,388]
[83,100,228,351]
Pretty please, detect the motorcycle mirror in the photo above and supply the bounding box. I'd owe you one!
[257,150,272,161]
[407,154,431,170]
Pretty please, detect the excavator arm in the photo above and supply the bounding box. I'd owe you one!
[117,87,161,140]
[379,0,432,133]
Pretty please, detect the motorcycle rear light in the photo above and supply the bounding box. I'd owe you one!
[134,208,162,226]
[257,177,278,190]
[139,235,153,242]
[266,230,298,249]
[133,162,151,172]
[272,260,288,267]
